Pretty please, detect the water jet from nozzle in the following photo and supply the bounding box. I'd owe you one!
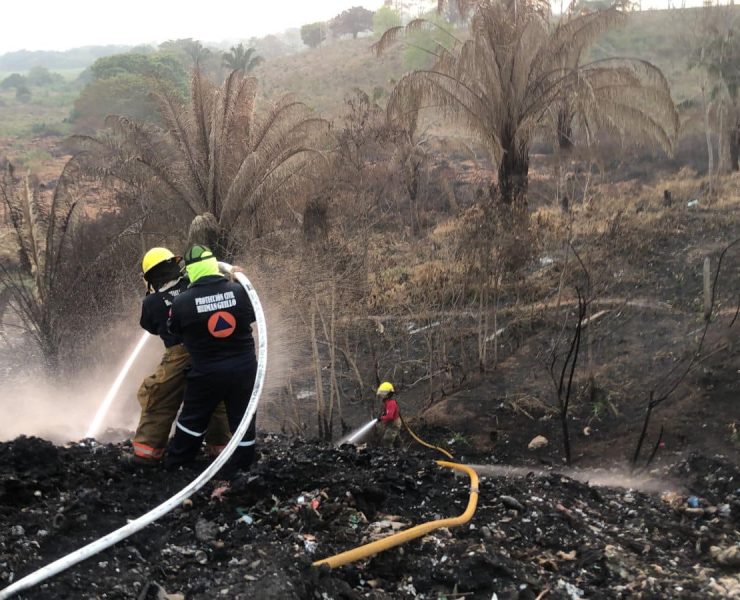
[85,332,151,439]
[337,418,378,446]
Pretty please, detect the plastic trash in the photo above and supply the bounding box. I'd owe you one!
[236,508,253,525]
[687,496,700,508]
[303,534,318,554]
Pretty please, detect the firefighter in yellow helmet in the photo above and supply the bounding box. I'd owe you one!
[127,247,230,466]
[375,381,402,448]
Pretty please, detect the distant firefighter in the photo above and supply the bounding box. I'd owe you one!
[376,381,402,448]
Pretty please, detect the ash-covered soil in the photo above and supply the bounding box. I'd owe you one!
[1,435,739,599]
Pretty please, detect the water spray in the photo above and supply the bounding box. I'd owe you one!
[0,262,267,600]
[85,331,151,439]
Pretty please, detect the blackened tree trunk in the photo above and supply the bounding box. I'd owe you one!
[557,108,574,151]
[730,122,740,172]
[497,135,529,206]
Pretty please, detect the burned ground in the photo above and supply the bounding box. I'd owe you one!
[0,435,738,599]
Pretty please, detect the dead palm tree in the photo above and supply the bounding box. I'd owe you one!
[0,162,79,370]
[222,43,264,73]
[71,70,328,255]
[377,0,678,204]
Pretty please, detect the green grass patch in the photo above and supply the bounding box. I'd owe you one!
[16,147,54,171]
[0,89,72,137]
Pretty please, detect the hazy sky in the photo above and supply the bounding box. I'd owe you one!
[1,0,716,55]
[1,0,385,54]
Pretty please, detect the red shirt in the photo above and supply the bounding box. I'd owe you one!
[380,398,400,423]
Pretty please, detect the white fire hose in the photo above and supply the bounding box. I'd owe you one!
[0,263,267,599]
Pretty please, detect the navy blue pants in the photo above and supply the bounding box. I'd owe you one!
[165,363,257,478]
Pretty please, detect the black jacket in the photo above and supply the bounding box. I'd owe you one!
[168,275,256,373]
[140,278,188,348]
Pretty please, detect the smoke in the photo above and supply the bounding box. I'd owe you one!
[468,464,687,495]
[0,325,163,444]
[0,267,307,444]
[249,271,311,433]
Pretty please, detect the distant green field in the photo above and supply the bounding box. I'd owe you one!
[0,89,73,137]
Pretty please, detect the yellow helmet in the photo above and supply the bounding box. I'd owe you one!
[142,247,176,274]
[377,381,395,396]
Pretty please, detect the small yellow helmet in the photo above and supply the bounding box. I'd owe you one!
[142,247,176,274]
[377,381,395,396]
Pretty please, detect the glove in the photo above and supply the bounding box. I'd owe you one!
[228,265,245,282]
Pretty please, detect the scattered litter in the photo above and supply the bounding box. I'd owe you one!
[9,526,24,538]
[302,534,318,554]
[557,579,584,599]
[210,482,231,502]
[660,491,683,508]
[528,435,549,450]
[408,321,441,335]
[710,545,740,568]
[195,518,218,542]
[0,436,737,598]
[485,327,506,343]
[236,508,254,525]
[582,309,610,327]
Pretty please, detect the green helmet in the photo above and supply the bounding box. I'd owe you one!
[184,244,214,265]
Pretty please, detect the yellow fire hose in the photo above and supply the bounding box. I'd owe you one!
[400,415,454,460]
[313,460,479,569]
[314,420,478,569]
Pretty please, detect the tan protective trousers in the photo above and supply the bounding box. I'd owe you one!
[133,343,230,460]
[378,417,402,448]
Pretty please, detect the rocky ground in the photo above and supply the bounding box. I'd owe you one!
[0,434,739,599]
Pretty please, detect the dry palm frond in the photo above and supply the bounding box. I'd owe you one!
[548,7,626,67]
[567,57,680,153]
[372,18,460,58]
[71,70,329,256]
